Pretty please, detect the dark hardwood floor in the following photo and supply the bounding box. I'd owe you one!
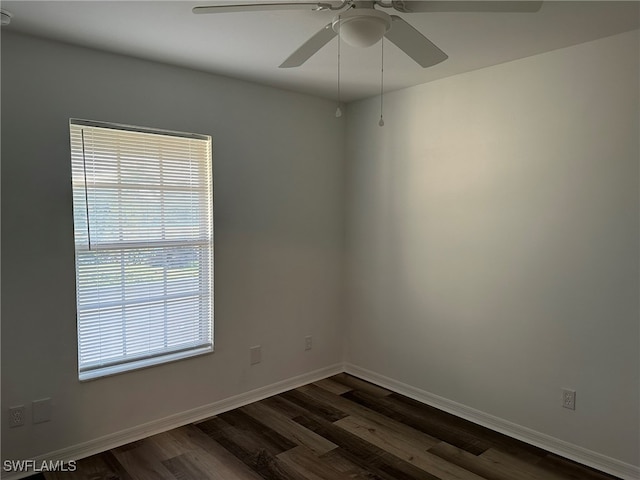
[35,374,620,480]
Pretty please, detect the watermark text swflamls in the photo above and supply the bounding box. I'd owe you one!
[3,459,77,473]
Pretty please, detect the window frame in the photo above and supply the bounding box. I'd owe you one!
[69,119,214,381]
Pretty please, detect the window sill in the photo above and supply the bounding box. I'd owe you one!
[79,345,214,382]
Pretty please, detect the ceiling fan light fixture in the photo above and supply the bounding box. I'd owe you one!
[333,9,391,48]
[1,9,13,26]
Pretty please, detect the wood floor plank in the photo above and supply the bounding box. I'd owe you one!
[167,426,264,480]
[429,442,569,480]
[298,383,441,448]
[196,415,307,480]
[342,389,491,455]
[280,390,348,423]
[429,441,532,480]
[536,454,621,480]
[162,448,266,480]
[335,416,486,480]
[330,373,393,397]
[218,409,299,453]
[319,448,388,480]
[96,451,134,480]
[479,448,575,480]
[112,440,176,480]
[197,416,286,460]
[262,394,317,420]
[376,452,445,480]
[277,445,356,480]
[241,401,338,455]
[293,414,442,480]
[311,378,353,396]
[147,430,194,461]
[162,453,213,480]
[325,447,437,480]
[386,392,546,462]
[292,414,381,464]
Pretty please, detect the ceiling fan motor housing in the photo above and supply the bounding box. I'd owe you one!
[332,9,392,48]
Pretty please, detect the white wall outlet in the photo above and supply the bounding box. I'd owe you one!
[305,335,312,351]
[562,389,576,410]
[32,398,52,424]
[8,405,25,427]
[250,345,261,365]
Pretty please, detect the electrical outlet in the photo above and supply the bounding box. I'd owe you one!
[250,345,261,365]
[9,405,25,427]
[305,335,312,351]
[33,398,52,424]
[562,389,576,410]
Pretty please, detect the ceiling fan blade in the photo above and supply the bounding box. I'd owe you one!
[391,1,543,13]
[279,23,337,68]
[193,2,326,14]
[385,16,448,68]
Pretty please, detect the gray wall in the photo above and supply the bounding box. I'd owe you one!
[345,30,639,467]
[1,32,346,461]
[3,27,639,471]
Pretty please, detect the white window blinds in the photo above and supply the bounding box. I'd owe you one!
[70,119,213,381]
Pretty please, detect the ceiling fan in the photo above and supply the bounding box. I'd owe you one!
[193,1,543,68]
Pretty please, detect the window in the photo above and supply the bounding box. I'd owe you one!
[70,119,213,381]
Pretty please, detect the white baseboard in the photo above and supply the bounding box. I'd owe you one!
[1,363,344,480]
[344,363,640,480]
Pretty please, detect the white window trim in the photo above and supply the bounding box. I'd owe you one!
[70,119,214,381]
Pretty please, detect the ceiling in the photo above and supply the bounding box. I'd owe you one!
[2,1,639,102]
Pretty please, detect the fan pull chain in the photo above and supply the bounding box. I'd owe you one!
[379,37,385,127]
[336,19,343,118]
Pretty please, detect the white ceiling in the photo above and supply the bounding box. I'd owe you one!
[2,1,639,101]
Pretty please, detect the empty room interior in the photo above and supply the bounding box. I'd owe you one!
[1,1,639,479]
